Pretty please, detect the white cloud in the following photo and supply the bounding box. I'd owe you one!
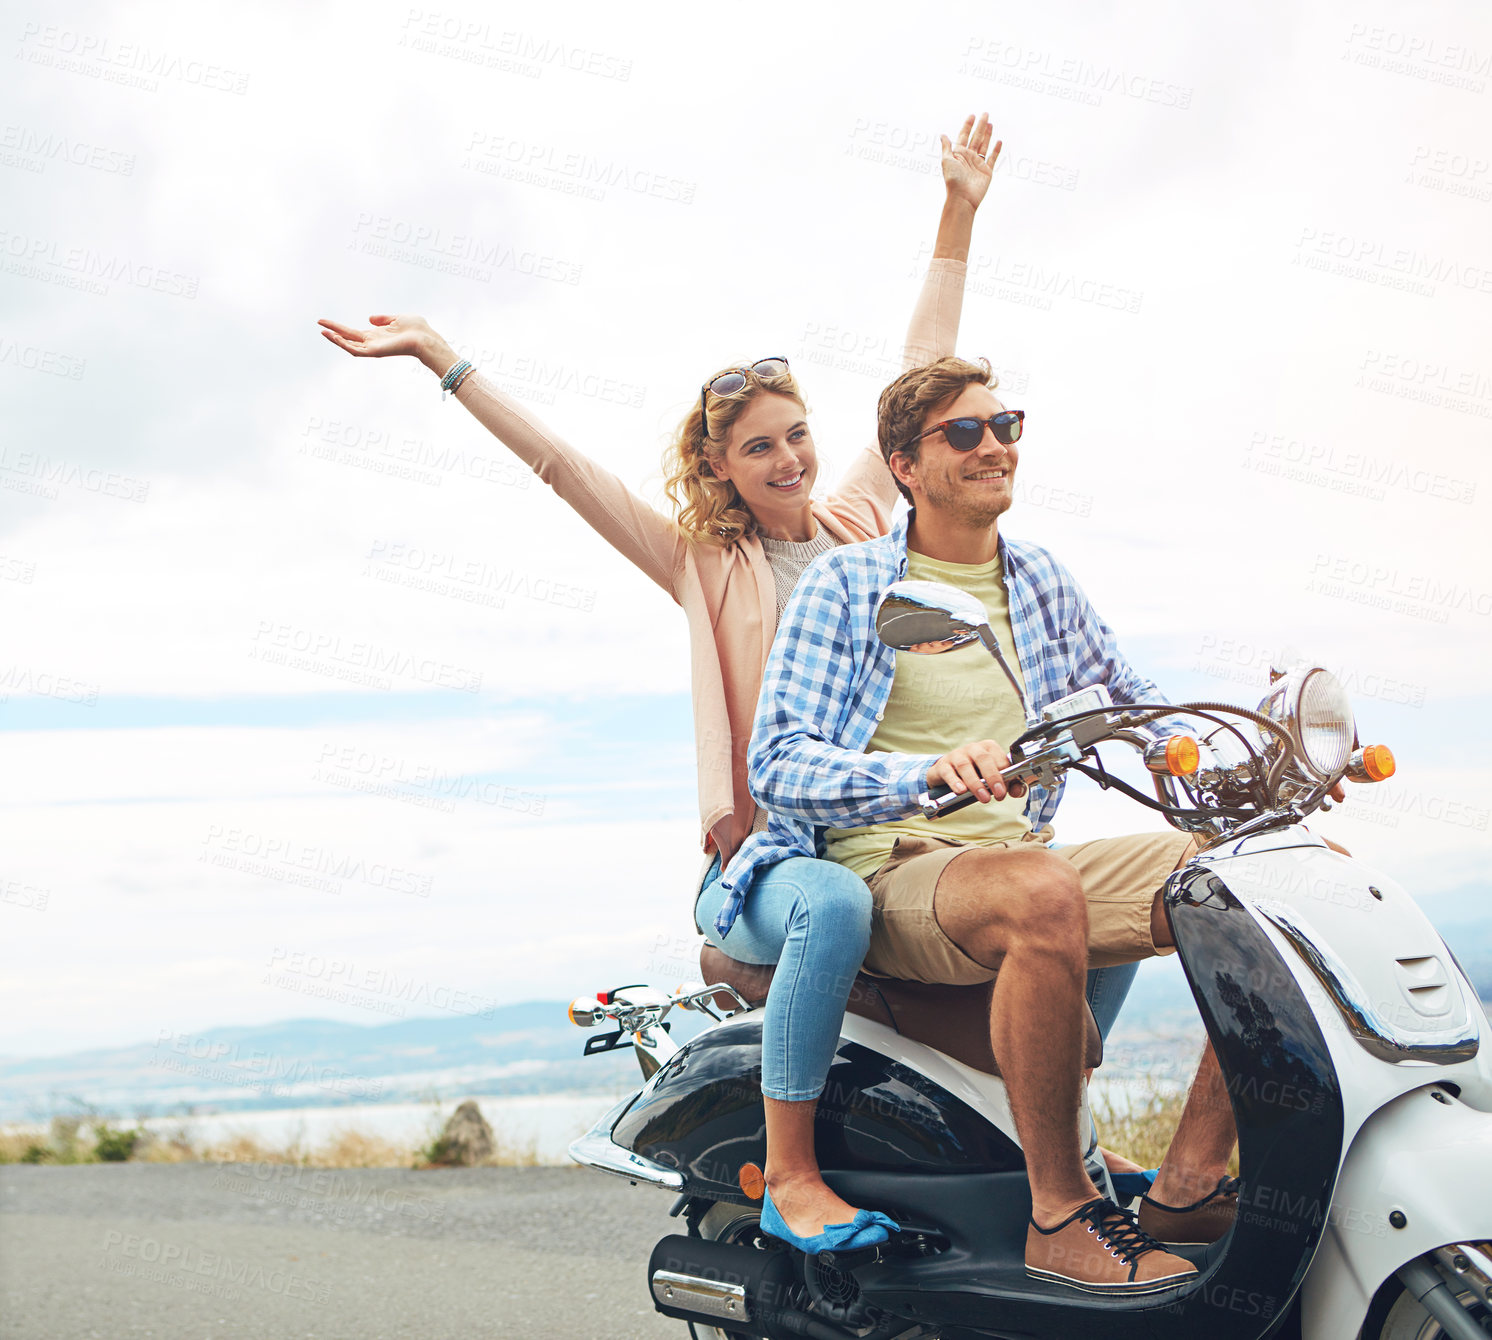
[0,719,702,1055]
[3,0,1489,1057]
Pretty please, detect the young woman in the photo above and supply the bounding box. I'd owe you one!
[320,117,997,1253]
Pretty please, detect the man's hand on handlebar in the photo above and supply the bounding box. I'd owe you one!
[926,740,1028,804]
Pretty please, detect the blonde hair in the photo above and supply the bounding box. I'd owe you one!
[662,362,806,545]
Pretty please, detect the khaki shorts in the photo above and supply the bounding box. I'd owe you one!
[862,829,1196,984]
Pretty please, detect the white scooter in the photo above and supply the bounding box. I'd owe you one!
[567,580,1492,1340]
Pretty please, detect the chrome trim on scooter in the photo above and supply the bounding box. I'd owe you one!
[567,1094,685,1191]
[632,1023,677,1079]
[1435,1243,1492,1310]
[1397,1255,1490,1340]
[650,1270,750,1323]
[1253,901,1481,1064]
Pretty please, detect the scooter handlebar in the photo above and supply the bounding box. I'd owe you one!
[919,780,982,819]
[919,759,1037,820]
[917,735,1087,820]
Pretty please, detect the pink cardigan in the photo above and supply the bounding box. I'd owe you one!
[453,258,967,866]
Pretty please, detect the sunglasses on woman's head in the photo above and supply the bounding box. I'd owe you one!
[699,358,791,434]
[903,410,1024,452]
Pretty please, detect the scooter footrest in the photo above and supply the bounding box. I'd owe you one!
[817,1243,884,1270]
[821,1227,948,1270]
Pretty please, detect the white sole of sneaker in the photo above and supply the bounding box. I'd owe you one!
[1025,1265,1197,1295]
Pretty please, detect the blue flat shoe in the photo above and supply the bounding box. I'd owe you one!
[758,1186,899,1255]
[1110,1169,1160,1202]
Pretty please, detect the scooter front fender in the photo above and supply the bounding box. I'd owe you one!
[1300,1083,1492,1340]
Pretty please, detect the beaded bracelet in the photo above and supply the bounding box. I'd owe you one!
[440,358,473,400]
[447,362,476,396]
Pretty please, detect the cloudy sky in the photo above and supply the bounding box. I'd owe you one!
[3,0,1489,1060]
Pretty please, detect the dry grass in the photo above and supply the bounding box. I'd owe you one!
[481,1131,543,1168]
[0,1116,94,1165]
[135,1134,198,1164]
[1091,1080,1189,1170]
[1,1116,545,1169]
[191,1129,433,1168]
[4,1082,1231,1174]
[185,1125,543,1168]
[0,1130,46,1164]
[1091,1077,1241,1176]
[416,1127,543,1169]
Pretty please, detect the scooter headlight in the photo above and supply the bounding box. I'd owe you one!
[1259,666,1355,781]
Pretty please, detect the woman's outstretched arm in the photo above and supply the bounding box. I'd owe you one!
[319,315,684,594]
[832,113,999,523]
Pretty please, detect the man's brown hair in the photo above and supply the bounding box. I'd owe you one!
[876,356,998,504]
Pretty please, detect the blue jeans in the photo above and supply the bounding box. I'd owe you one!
[694,857,1139,1100]
[695,855,871,1103]
[1086,961,1139,1041]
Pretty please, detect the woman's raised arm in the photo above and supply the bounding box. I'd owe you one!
[319,315,684,595]
[832,114,999,523]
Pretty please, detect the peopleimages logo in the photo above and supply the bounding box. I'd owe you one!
[348,213,583,287]
[98,1231,328,1303]
[396,11,632,82]
[298,416,533,491]
[0,662,99,705]
[1342,22,1490,93]
[1355,349,1492,422]
[1243,429,1477,505]
[0,122,136,175]
[199,824,436,899]
[1306,554,1492,623]
[1294,226,1492,299]
[0,230,198,299]
[149,1032,384,1101]
[265,947,500,1019]
[248,619,483,693]
[212,1163,447,1225]
[911,242,1142,315]
[463,133,695,205]
[0,338,86,379]
[16,23,251,94]
[957,37,1193,109]
[0,447,146,502]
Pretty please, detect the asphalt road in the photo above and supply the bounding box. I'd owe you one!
[0,1163,688,1339]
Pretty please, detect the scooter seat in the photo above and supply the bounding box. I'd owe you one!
[699,945,1102,1078]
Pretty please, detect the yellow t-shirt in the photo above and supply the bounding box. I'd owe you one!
[824,549,1032,879]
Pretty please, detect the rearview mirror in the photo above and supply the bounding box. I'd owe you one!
[875,579,1033,722]
[875,580,992,654]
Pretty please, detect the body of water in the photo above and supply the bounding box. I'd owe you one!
[5,1090,631,1165]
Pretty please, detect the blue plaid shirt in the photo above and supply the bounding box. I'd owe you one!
[713,509,1177,937]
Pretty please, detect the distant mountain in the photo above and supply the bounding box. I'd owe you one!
[0,1001,705,1124]
[4,889,1487,1124]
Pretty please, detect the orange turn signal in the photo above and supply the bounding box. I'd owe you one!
[567,997,602,1027]
[1146,736,1200,776]
[1167,736,1200,776]
[1346,744,1396,783]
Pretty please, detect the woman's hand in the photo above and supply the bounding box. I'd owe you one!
[940,112,1000,212]
[318,314,457,376]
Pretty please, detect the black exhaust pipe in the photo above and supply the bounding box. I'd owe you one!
[647,1235,858,1339]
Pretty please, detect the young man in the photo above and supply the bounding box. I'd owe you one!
[716,356,1240,1294]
